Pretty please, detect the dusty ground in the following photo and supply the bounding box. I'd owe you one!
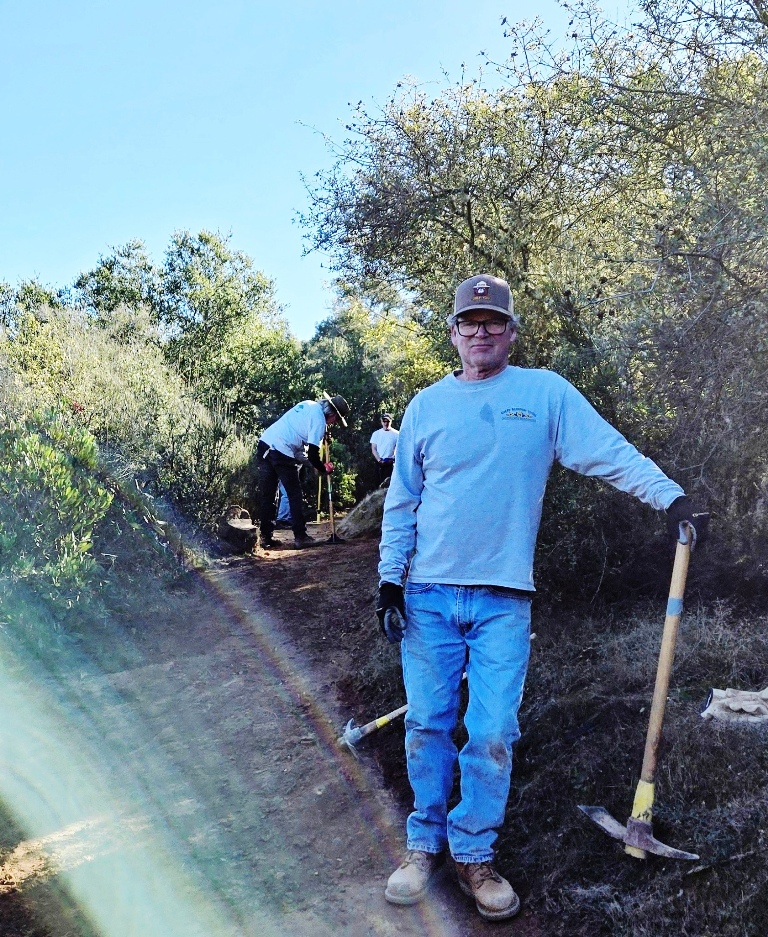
[0,519,542,936]
[11,512,766,935]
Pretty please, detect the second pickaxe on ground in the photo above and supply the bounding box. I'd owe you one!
[338,673,468,755]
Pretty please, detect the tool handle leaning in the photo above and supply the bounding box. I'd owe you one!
[625,527,692,857]
[338,673,468,749]
[324,434,336,534]
[639,525,692,789]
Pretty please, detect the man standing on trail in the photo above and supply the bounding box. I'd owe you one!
[257,392,350,550]
[376,274,706,921]
[370,413,399,486]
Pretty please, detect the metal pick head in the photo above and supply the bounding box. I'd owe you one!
[624,818,699,860]
[578,806,699,860]
[678,520,695,547]
[337,719,362,758]
[578,805,628,841]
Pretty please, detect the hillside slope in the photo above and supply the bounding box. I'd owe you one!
[2,511,767,936]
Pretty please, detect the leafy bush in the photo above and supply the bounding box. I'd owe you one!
[73,232,311,437]
[0,411,113,591]
[157,405,253,522]
[0,305,253,526]
[334,470,357,509]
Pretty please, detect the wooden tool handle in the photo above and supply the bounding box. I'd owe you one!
[639,526,692,784]
[324,435,336,533]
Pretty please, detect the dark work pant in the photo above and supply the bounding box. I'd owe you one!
[257,441,307,538]
[378,459,394,484]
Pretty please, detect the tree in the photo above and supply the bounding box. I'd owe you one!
[205,319,310,435]
[73,240,162,321]
[152,230,307,432]
[302,290,450,495]
[0,282,15,330]
[71,230,310,436]
[160,230,279,368]
[303,1,768,598]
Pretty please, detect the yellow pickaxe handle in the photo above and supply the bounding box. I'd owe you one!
[625,523,692,858]
[324,434,336,537]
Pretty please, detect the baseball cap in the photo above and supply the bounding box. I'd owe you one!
[447,274,517,326]
[381,413,393,421]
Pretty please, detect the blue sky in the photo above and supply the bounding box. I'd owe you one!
[0,0,628,339]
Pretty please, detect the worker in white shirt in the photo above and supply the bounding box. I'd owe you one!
[370,413,399,485]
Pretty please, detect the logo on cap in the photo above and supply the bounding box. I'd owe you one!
[473,280,490,300]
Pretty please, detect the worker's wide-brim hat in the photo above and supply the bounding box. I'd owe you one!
[323,391,350,427]
[447,273,515,325]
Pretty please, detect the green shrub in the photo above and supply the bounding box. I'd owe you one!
[1,305,252,527]
[156,405,253,523]
[0,411,113,591]
[334,470,357,509]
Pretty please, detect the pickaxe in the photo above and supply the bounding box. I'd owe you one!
[338,673,468,756]
[323,433,344,545]
[337,702,409,756]
[579,519,707,860]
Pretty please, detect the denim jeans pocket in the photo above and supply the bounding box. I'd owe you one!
[405,581,435,595]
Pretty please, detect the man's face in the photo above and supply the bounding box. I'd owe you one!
[450,310,515,374]
[326,412,338,426]
[381,418,391,430]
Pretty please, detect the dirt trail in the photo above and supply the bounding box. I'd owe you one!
[3,523,530,935]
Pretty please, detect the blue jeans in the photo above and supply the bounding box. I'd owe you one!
[276,483,292,522]
[401,583,531,863]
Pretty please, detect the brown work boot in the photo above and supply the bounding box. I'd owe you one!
[456,861,520,921]
[385,850,444,905]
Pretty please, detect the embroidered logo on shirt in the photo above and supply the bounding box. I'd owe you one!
[501,407,536,421]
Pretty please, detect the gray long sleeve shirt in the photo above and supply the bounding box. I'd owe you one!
[378,366,684,591]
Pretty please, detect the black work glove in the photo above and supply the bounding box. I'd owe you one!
[666,496,710,549]
[376,582,406,644]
